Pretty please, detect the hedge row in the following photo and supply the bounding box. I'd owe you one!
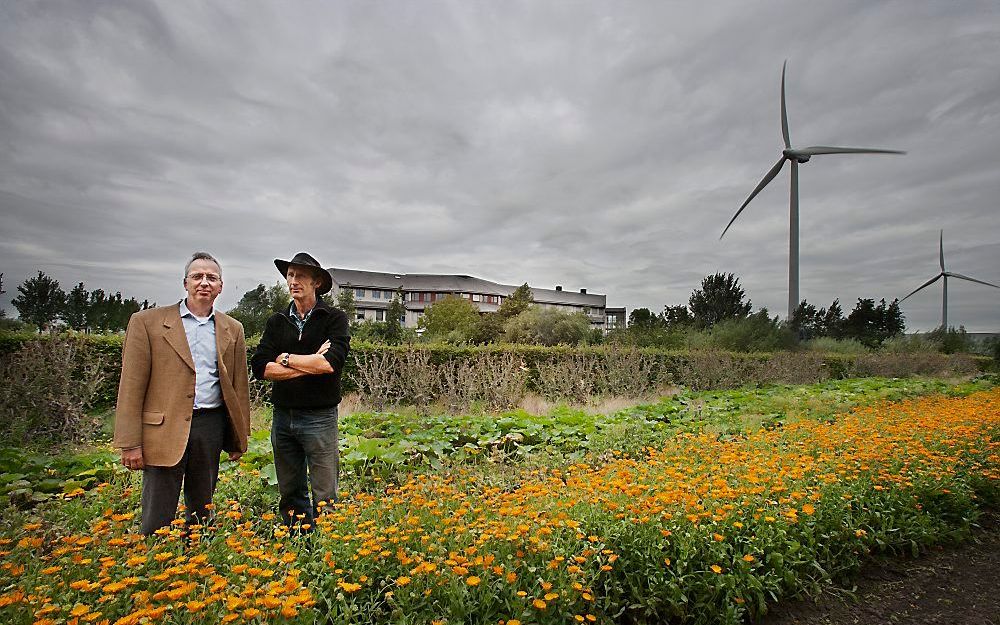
[0,333,989,410]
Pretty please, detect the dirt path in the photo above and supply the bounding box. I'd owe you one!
[761,513,1000,625]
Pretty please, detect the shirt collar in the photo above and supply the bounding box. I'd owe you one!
[289,301,315,321]
[180,299,216,321]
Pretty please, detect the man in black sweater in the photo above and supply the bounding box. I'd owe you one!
[250,252,350,526]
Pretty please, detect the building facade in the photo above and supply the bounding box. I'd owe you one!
[328,268,610,332]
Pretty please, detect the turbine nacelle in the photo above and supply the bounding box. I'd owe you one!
[782,149,811,163]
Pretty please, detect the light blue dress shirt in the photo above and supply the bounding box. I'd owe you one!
[179,299,222,409]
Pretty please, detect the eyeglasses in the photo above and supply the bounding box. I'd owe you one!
[187,273,221,284]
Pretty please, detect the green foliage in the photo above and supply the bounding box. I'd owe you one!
[924,326,975,354]
[663,304,693,328]
[843,298,905,348]
[787,299,846,341]
[497,282,533,320]
[688,273,753,329]
[12,271,65,332]
[383,289,407,345]
[418,295,481,343]
[468,312,505,344]
[335,285,357,322]
[227,281,290,337]
[503,307,592,346]
[691,310,797,353]
[62,282,89,331]
[803,336,869,354]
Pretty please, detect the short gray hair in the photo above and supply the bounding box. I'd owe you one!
[184,252,222,278]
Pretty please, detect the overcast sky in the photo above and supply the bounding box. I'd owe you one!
[1,1,998,331]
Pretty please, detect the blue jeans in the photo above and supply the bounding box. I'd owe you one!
[271,405,339,526]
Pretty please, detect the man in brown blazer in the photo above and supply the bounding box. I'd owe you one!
[114,252,251,535]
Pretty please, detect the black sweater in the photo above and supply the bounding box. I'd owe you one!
[250,301,351,408]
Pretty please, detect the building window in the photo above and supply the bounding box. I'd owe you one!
[472,294,481,302]
[372,290,381,299]
[355,311,365,321]
[354,288,365,298]
[385,290,395,299]
[375,309,384,321]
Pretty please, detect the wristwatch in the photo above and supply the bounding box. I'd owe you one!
[280,353,290,367]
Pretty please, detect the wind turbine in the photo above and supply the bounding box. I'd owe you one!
[721,62,905,319]
[900,230,1000,329]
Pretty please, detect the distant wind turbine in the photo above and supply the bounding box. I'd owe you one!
[900,230,1000,329]
[721,61,905,319]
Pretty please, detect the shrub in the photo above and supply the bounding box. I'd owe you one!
[804,337,869,354]
[0,338,105,446]
[503,307,591,346]
[689,311,797,353]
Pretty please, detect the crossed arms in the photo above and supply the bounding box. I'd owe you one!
[263,340,334,380]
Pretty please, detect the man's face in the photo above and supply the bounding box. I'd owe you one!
[286,266,319,300]
[183,258,223,308]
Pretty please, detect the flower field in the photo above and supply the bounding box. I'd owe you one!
[1,383,998,624]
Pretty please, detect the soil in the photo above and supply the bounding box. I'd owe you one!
[760,513,1000,625]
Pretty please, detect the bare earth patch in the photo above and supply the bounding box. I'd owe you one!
[761,512,1000,625]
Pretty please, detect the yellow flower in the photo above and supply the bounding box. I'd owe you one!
[396,576,412,586]
[710,565,723,574]
[466,576,481,586]
[533,599,547,610]
[743,554,756,562]
[338,581,362,593]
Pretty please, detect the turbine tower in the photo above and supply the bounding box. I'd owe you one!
[721,62,905,319]
[900,230,1000,329]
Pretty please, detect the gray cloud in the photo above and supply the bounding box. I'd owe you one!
[1,0,998,331]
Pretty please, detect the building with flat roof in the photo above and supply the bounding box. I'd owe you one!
[328,267,610,331]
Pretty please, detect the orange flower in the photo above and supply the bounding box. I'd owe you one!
[710,565,723,574]
[466,576,481,586]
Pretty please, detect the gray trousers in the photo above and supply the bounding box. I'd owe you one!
[140,408,226,536]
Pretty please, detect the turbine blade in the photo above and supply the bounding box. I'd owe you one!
[939,229,945,271]
[900,273,942,302]
[798,146,906,156]
[945,272,1000,290]
[781,61,790,149]
[721,157,787,239]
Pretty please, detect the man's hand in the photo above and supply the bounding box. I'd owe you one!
[316,340,331,355]
[228,451,243,462]
[121,447,144,471]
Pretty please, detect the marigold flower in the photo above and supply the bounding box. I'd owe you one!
[532,599,547,610]
[710,565,723,574]
[466,576,481,586]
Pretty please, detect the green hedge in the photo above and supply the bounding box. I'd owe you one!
[0,333,990,409]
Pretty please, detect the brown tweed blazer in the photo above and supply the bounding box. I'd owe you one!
[113,304,251,467]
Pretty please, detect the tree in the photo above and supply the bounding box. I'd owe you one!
[469,313,505,344]
[818,299,845,339]
[498,283,533,320]
[628,308,663,330]
[86,289,108,332]
[335,285,357,322]
[662,304,692,329]
[843,298,905,347]
[688,273,752,329]
[12,272,65,332]
[228,281,291,337]
[63,282,90,331]
[384,289,407,345]
[503,307,591,346]
[418,295,481,343]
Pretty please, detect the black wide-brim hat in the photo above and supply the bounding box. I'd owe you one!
[274,252,333,296]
